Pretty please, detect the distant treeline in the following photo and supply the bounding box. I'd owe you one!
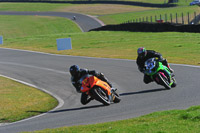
[90,22,200,33]
[0,0,176,8]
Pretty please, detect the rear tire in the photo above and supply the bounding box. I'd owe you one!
[91,86,111,105]
[171,77,177,88]
[112,91,121,103]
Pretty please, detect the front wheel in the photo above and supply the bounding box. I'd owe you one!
[91,86,111,105]
[156,73,171,89]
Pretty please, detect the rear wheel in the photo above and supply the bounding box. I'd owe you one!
[112,90,121,103]
[171,77,177,88]
[91,86,111,105]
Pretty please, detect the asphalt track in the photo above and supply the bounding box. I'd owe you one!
[0,11,104,32]
[0,12,200,133]
[0,48,200,133]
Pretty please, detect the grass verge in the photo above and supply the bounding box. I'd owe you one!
[1,31,200,66]
[23,106,200,133]
[0,76,58,123]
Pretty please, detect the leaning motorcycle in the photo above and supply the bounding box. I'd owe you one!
[144,58,176,89]
[79,74,121,105]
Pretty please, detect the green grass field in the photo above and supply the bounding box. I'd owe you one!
[99,6,199,24]
[4,31,200,65]
[0,15,81,38]
[0,3,70,11]
[1,15,199,65]
[0,1,200,132]
[0,76,58,123]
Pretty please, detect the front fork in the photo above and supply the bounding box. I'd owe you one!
[152,71,173,86]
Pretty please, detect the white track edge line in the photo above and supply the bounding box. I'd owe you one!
[1,47,200,68]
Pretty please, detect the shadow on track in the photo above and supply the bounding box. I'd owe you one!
[27,104,105,114]
[1,0,177,8]
[119,88,167,96]
[27,88,167,114]
[49,104,105,113]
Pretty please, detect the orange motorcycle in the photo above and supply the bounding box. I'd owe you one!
[79,74,121,105]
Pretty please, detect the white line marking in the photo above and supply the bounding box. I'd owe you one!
[0,61,70,74]
[1,47,200,68]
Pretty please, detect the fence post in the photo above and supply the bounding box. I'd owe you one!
[194,12,196,24]
[182,12,184,24]
[146,16,148,22]
[165,14,167,22]
[170,14,173,23]
[176,13,178,24]
[188,12,190,25]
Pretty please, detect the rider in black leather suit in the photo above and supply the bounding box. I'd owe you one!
[69,65,112,105]
[136,47,174,84]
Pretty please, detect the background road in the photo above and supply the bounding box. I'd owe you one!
[0,48,200,133]
[0,11,104,32]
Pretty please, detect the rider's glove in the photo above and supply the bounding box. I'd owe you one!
[139,67,145,73]
[158,56,164,61]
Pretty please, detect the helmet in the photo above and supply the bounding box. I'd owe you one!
[69,65,80,77]
[137,47,147,58]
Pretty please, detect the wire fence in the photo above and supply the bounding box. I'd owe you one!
[124,11,200,25]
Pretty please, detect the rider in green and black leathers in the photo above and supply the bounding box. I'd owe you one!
[136,47,174,84]
[69,65,112,105]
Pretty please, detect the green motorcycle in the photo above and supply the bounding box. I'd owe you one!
[144,58,176,89]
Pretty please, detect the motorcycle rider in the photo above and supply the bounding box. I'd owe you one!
[136,47,174,84]
[69,65,113,105]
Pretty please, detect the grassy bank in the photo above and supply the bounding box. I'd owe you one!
[1,30,200,65]
[0,15,81,38]
[0,3,69,11]
[0,76,58,123]
[23,106,200,133]
[99,6,199,24]
[0,2,159,15]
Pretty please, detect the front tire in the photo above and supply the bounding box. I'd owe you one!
[157,73,171,89]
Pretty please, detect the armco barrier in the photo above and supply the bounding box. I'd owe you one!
[90,22,200,33]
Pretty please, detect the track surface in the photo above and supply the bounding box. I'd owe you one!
[0,11,104,32]
[0,48,200,133]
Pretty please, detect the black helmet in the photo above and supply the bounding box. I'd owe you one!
[137,47,147,58]
[69,65,80,77]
